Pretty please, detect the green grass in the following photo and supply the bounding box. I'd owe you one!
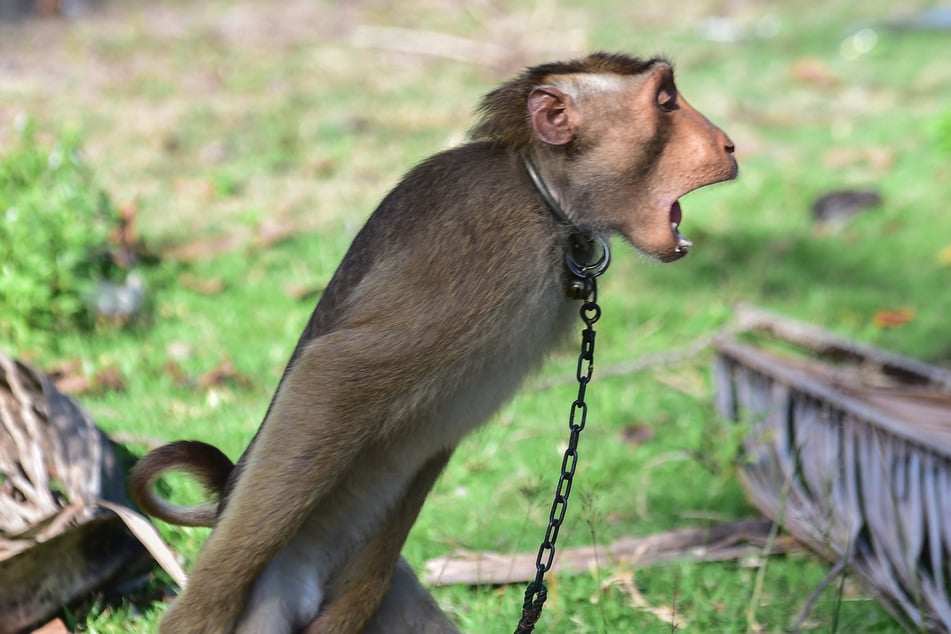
[2,0,949,631]
[0,120,126,348]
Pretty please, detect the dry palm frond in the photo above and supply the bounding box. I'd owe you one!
[0,351,155,632]
[716,305,951,633]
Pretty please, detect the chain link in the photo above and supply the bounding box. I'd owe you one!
[515,274,602,633]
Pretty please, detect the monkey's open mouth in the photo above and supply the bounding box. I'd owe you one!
[670,201,693,254]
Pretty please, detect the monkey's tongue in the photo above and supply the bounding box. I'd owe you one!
[670,201,693,251]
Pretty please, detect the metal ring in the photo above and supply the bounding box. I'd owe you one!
[566,235,611,279]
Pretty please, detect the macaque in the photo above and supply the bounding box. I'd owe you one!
[131,51,736,633]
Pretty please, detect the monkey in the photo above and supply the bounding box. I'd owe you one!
[130,51,737,634]
[134,442,460,633]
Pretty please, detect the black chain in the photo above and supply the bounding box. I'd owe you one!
[515,272,602,633]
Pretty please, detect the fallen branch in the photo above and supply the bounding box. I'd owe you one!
[529,328,736,392]
[423,517,801,586]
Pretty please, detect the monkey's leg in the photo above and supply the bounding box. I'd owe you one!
[159,336,388,634]
[362,557,462,634]
[303,448,455,633]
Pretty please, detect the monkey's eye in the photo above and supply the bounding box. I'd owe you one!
[657,88,679,112]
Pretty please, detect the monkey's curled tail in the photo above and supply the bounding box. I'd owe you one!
[129,440,234,527]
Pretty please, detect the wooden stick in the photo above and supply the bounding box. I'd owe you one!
[423,517,800,586]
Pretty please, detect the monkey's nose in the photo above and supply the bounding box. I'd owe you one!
[721,131,736,154]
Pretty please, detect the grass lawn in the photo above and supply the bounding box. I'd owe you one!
[2,0,949,632]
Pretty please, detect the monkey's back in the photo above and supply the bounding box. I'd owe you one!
[240,142,577,461]
[315,144,567,328]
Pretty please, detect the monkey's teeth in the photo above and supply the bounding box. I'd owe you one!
[670,201,690,253]
[671,221,692,253]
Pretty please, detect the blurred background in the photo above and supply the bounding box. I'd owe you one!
[1,0,949,632]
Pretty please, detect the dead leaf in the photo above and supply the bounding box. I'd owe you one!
[47,360,126,395]
[107,431,166,451]
[163,233,244,262]
[50,376,91,396]
[163,360,190,387]
[31,617,69,634]
[179,272,226,295]
[93,365,126,393]
[284,282,325,301]
[47,357,83,376]
[619,424,654,446]
[197,359,253,390]
[46,358,87,395]
[596,572,688,629]
[99,501,187,589]
[162,218,303,262]
[109,201,139,269]
[822,146,894,173]
[872,307,915,329]
[791,58,837,89]
[811,189,881,227]
[257,218,300,248]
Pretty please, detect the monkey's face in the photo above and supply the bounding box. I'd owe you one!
[580,64,738,263]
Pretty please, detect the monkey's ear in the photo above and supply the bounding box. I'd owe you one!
[528,87,581,146]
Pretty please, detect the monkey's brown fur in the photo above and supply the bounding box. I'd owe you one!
[471,53,662,152]
[130,52,736,633]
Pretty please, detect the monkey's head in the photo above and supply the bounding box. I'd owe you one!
[474,53,737,263]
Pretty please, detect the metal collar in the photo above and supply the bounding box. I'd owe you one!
[523,159,610,280]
